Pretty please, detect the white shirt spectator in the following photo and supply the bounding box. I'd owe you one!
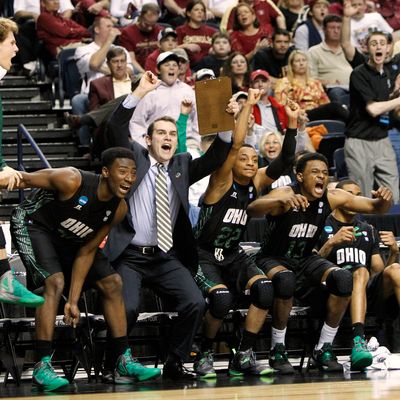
[129,79,199,145]
[14,0,74,15]
[351,12,393,51]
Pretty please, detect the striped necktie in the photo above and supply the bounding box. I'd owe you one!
[155,163,173,252]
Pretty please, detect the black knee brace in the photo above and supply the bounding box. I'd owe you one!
[250,278,274,310]
[272,270,295,299]
[208,288,235,319]
[325,269,353,297]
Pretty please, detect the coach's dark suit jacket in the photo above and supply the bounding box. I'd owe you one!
[104,100,231,275]
[89,75,115,111]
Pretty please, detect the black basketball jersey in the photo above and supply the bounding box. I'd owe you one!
[15,170,120,245]
[317,214,380,270]
[194,180,257,262]
[260,182,332,263]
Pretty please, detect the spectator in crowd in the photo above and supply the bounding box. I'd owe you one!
[14,0,74,74]
[374,0,400,31]
[72,16,131,151]
[308,14,353,107]
[221,51,250,93]
[249,69,287,135]
[222,0,286,35]
[248,153,392,374]
[119,3,162,72]
[130,51,198,144]
[274,50,349,121]
[345,30,400,203]
[36,0,91,58]
[176,0,217,67]
[172,47,193,85]
[105,71,233,380]
[317,179,400,371]
[229,3,270,61]
[279,0,306,33]
[252,28,294,86]
[0,17,44,309]
[89,47,133,111]
[348,0,393,53]
[294,0,329,51]
[145,27,178,74]
[193,32,232,77]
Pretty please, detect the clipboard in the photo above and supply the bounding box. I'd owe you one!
[195,76,235,135]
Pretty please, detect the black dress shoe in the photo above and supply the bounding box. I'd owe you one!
[163,360,196,380]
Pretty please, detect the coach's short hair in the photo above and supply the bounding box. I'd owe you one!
[101,147,135,168]
[147,116,177,137]
[295,152,328,174]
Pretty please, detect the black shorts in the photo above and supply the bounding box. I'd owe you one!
[11,221,116,290]
[257,254,336,314]
[367,272,399,320]
[195,249,264,296]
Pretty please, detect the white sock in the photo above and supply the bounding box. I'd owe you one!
[271,327,287,349]
[316,322,338,350]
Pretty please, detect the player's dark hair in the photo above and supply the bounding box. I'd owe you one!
[147,116,177,137]
[101,147,135,168]
[336,179,359,190]
[241,143,255,149]
[295,152,328,173]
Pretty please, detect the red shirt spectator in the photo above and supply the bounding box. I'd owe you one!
[227,0,281,35]
[230,27,270,57]
[176,0,217,66]
[37,2,90,58]
[119,3,162,70]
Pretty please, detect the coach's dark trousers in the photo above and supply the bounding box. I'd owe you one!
[115,245,205,361]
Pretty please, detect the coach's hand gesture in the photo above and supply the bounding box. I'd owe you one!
[134,71,160,99]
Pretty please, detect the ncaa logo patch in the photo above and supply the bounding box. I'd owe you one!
[324,226,333,234]
[78,196,89,206]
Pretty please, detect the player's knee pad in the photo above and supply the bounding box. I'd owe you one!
[272,270,295,299]
[325,269,353,297]
[208,288,235,319]
[250,278,274,310]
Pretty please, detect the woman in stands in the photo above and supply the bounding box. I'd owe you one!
[229,3,270,61]
[274,50,349,121]
[176,0,217,67]
[221,51,250,94]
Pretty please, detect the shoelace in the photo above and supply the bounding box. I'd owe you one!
[40,361,58,381]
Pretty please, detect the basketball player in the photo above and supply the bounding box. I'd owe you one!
[0,148,161,391]
[193,93,300,377]
[247,153,392,372]
[0,17,44,308]
[318,179,400,371]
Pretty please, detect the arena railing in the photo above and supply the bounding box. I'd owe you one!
[17,124,52,202]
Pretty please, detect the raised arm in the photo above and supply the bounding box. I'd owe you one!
[341,0,357,62]
[328,186,393,215]
[107,71,160,148]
